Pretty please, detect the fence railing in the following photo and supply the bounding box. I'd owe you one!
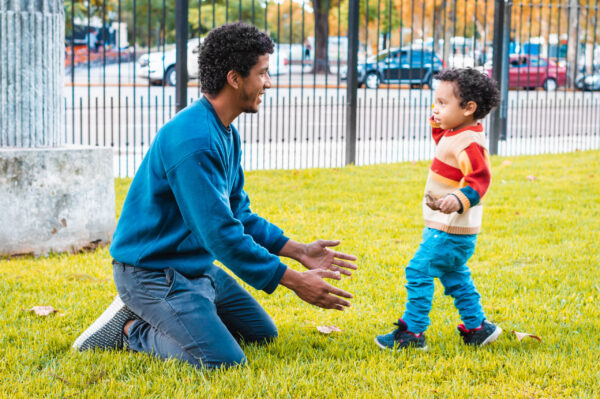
[57,0,600,177]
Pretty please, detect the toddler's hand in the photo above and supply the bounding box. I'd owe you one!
[438,195,461,214]
[425,192,441,211]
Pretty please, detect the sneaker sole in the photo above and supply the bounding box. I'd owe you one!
[480,325,502,346]
[374,337,428,351]
[72,296,127,351]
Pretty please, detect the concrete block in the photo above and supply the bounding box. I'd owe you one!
[0,147,115,256]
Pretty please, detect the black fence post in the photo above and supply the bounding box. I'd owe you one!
[345,0,359,166]
[176,0,189,113]
[490,0,511,154]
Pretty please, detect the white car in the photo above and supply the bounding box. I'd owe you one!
[137,38,202,86]
[138,38,285,86]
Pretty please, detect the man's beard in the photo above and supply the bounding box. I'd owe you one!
[242,106,259,114]
[240,91,259,114]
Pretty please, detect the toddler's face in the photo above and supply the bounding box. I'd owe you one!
[432,81,476,131]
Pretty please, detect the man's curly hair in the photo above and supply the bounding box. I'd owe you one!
[435,68,501,120]
[198,22,274,96]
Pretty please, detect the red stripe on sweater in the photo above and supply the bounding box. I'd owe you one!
[462,143,491,197]
[431,157,464,181]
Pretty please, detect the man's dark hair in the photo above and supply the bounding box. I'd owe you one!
[198,22,274,96]
[434,68,501,120]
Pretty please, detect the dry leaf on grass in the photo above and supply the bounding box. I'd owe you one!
[512,330,542,342]
[28,306,58,316]
[316,325,342,334]
[526,175,537,181]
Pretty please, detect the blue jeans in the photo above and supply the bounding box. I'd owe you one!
[113,262,278,369]
[402,227,485,333]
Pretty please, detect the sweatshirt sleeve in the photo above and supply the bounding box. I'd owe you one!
[452,143,492,213]
[229,164,290,255]
[166,150,286,293]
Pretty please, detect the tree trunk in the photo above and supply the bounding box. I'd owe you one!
[312,0,330,74]
[567,0,579,87]
[443,6,455,66]
[433,5,445,55]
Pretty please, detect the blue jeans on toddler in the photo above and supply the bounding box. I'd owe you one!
[113,261,278,369]
[402,227,485,333]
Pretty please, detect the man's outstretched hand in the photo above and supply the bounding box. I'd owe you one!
[279,268,353,311]
[298,240,358,276]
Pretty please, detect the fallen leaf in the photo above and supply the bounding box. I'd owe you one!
[502,160,512,167]
[317,325,342,334]
[514,212,520,215]
[512,330,541,342]
[526,175,537,181]
[28,306,58,316]
[589,175,594,178]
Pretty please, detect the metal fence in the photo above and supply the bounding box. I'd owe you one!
[61,0,600,177]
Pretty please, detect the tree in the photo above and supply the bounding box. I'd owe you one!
[312,0,333,73]
[64,0,117,34]
[266,0,314,44]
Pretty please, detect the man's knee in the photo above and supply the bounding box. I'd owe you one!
[203,354,248,370]
[242,323,278,345]
[258,324,278,344]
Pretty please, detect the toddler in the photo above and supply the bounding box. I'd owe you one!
[375,68,501,350]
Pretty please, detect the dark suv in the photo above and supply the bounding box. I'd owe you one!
[345,47,444,89]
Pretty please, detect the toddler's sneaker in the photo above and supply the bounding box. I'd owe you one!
[458,320,502,346]
[73,295,139,351]
[375,319,428,350]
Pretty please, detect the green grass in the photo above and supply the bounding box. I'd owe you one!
[1,150,599,398]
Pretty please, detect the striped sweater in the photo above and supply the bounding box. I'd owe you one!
[423,123,491,235]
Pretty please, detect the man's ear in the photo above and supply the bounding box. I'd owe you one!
[463,100,477,117]
[226,70,240,89]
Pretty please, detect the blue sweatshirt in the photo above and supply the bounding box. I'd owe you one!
[110,97,289,293]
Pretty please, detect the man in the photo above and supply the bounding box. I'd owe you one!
[73,22,357,369]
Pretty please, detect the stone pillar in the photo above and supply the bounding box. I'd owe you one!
[0,0,63,147]
[0,0,115,256]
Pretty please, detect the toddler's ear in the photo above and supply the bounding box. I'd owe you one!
[463,101,477,117]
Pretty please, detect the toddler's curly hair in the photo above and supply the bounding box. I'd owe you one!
[435,68,501,120]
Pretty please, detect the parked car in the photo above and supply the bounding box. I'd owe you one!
[341,47,444,89]
[575,71,600,91]
[137,38,202,86]
[138,38,285,86]
[487,54,567,91]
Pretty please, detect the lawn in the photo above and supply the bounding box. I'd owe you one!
[1,150,599,398]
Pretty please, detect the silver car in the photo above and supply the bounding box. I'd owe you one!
[138,38,285,86]
[137,38,202,86]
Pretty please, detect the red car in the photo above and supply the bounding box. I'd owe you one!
[488,54,567,91]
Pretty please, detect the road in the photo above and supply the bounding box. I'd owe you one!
[59,63,600,176]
